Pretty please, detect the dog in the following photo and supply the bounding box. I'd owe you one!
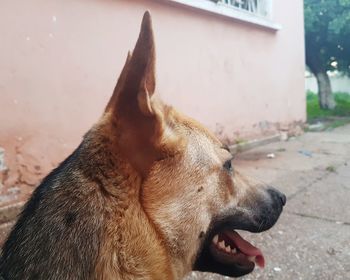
[0,11,286,280]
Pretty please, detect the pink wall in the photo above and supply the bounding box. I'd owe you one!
[0,0,305,198]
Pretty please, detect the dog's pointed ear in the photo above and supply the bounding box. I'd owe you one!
[105,11,169,177]
[105,51,131,111]
[107,11,156,117]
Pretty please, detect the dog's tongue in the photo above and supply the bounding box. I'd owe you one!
[225,230,265,268]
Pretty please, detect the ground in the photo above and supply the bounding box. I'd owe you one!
[188,124,350,280]
[1,125,349,279]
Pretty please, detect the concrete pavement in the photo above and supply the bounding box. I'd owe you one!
[188,124,350,279]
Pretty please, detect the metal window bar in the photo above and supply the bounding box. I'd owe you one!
[219,0,271,18]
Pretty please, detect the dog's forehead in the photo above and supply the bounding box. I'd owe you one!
[167,107,223,161]
[178,121,222,164]
[172,110,220,145]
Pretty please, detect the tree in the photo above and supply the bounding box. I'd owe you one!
[304,0,350,109]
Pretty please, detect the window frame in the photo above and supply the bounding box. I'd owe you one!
[166,0,281,31]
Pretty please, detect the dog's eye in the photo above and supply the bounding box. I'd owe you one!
[223,159,233,172]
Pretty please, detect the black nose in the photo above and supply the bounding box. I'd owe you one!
[267,188,287,206]
[279,192,287,206]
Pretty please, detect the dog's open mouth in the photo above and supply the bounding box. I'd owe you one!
[210,230,264,268]
[194,229,265,277]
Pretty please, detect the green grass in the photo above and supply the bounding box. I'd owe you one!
[307,91,350,123]
[326,165,336,173]
[234,138,247,145]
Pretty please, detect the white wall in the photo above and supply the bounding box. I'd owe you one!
[305,75,350,94]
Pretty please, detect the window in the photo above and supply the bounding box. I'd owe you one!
[218,0,272,19]
[167,0,280,30]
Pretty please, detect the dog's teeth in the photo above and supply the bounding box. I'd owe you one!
[212,235,219,244]
[231,248,237,254]
[218,241,225,249]
[248,256,256,262]
[225,245,231,253]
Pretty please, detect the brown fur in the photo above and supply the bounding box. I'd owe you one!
[0,11,285,280]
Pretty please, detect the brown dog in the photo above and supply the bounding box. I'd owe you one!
[0,11,285,280]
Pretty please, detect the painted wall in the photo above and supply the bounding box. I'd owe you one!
[0,0,305,199]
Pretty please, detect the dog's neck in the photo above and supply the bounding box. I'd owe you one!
[81,123,180,279]
[94,197,176,279]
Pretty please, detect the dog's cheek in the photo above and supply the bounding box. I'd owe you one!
[142,170,215,263]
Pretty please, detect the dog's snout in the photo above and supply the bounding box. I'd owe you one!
[267,187,286,207]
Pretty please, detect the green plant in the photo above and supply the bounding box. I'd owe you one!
[304,0,350,109]
[326,165,336,173]
[307,91,350,122]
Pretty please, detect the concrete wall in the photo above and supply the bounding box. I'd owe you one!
[0,0,305,198]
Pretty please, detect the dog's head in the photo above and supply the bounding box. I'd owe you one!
[104,12,286,278]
